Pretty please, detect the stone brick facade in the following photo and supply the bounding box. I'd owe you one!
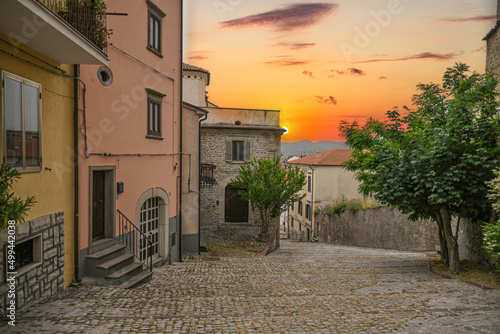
[0,212,64,319]
[200,126,282,246]
[485,0,500,102]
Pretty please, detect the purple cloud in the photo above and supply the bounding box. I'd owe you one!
[316,95,337,105]
[354,52,459,64]
[220,3,338,32]
[347,67,365,76]
[438,15,496,23]
[275,42,317,50]
[265,57,312,66]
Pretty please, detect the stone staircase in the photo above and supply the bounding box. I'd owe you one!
[85,238,153,289]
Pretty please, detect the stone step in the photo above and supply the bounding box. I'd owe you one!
[105,262,144,285]
[95,253,135,276]
[87,244,126,265]
[119,271,153,289]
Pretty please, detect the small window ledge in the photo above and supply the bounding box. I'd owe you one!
[146,135,164,141]
[146,46,163,58]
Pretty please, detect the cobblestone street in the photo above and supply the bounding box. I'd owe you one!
[1,241,499,333]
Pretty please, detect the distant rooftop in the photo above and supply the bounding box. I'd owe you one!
[183,63,210,73]
[289,148,352,166]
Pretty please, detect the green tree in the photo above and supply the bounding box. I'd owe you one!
[485,169,500,271]
[0,165,36,229]
[231,156,307,239]
[340,63,500,272]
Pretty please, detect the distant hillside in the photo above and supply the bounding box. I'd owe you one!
[281,140,348,158]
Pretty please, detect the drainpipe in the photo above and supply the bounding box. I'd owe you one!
[178,0,183,262]
[198,112,208,255]
[310,165,315,239]
[73,64,80,282]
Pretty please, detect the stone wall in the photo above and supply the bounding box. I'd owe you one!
[316,207,439,252]
[200,127,281,246]
[0,212,64,319]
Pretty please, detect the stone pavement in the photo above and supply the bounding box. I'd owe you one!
[1,241,499,333]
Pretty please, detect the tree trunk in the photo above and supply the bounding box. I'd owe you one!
[440,206,460,272]
[434,212,449,264]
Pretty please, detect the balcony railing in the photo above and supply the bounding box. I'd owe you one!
[200,164,217,186]
[36,0,108,53]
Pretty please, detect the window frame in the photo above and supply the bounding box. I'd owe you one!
[307,175,312,192]
[145,88,166,140]
[226,137,251,163]
[298,200,303,216]
[2,71,42,172]
[147,0,166,57]
[305,204,311,220]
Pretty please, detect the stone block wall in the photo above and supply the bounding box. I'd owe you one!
[200,127,281,246]
[316,207,439,252]
[0,212,64,319]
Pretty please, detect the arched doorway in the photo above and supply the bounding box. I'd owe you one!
[224,185,249,223]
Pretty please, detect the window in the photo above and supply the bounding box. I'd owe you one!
[3,72,41,171]
[291,217,294,228]
[7,234,42,276]
[307,175,312,192]
[306,204,311,220]
[291,202,294,211]
[298,200,303,215]
[226,138,251,162]
[146,89,165,139]
[147,0,166,56]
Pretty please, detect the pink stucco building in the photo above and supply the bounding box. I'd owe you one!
[77,0,183,287]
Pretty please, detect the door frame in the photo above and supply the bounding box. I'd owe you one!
[88,166,116,253]
[136,188,169,260]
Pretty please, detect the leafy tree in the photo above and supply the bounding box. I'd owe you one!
[485,169,500,271]
[340,63,500,272]
[0,164,36,229]
[231,156,307,239]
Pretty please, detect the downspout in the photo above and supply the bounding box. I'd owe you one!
[178,0,183,262]
[73,64,80,282]
[198,112,208,255]
[310,165,315,239]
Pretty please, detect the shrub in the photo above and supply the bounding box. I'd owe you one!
[0,165,36,229]
[315,197,382,216]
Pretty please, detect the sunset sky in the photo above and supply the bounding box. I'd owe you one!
[183,0,497,142]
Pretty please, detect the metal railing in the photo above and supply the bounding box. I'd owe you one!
[200,164,217,186]
[36,0,108,53]
[117,210,153,272]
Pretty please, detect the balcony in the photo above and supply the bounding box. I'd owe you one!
[37,0,107,52]
[0,0,108,65]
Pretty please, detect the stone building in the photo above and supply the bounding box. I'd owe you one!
[182,64,285,247]
[485,0,500,104]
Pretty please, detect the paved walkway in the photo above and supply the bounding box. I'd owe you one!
[2,241,499,333]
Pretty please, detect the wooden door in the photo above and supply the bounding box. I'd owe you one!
[92,171,105,240]
[225,186,249,223]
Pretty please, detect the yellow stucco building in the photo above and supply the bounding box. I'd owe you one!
[0,0,107,316]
